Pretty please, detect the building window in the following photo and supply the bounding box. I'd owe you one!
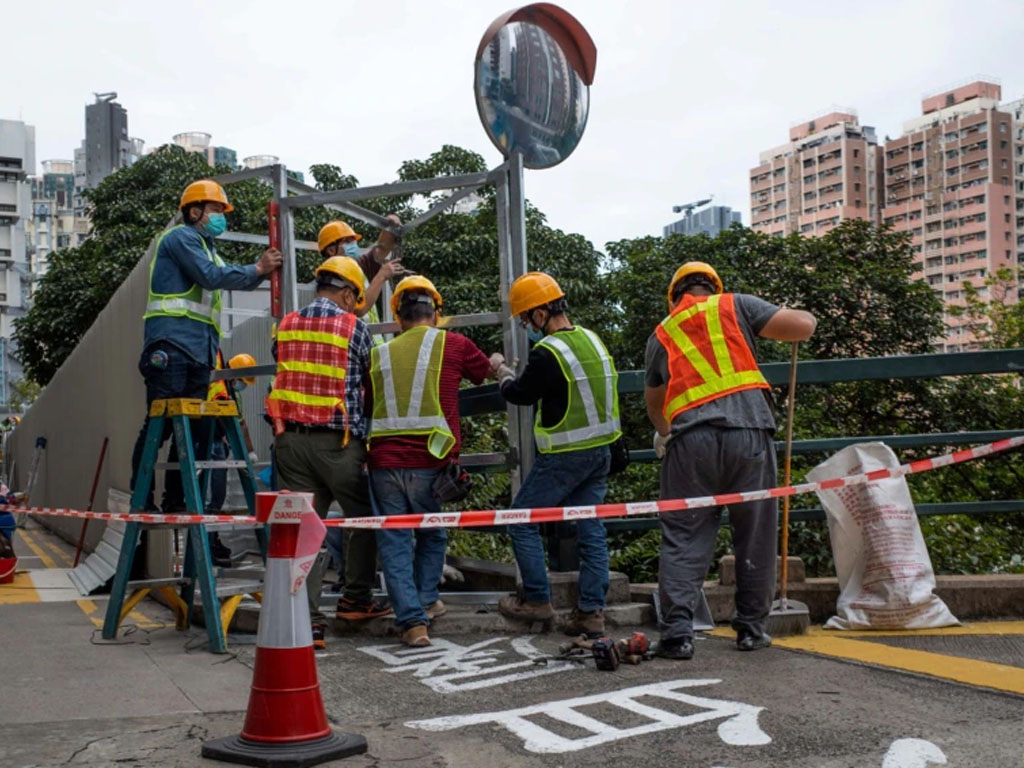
[854,148,860,158]
[1000,122,1008,133]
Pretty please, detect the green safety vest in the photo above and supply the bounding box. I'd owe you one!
[369,325,455,459]
[534,326,622,454]
[143,224,224,334]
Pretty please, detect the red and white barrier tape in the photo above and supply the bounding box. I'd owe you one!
[3,435,1021,530]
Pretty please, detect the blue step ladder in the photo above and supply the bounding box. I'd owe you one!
[102,397,261,653]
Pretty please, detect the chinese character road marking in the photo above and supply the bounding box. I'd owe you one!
[882,738,947,768]
[359,635,579,694]
[404,679,771,754]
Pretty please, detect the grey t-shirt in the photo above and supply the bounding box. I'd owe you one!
[645,293,780,434]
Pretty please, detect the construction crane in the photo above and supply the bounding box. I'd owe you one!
[671,196,714,216]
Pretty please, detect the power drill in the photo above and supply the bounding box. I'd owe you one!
[615,632,650,665]
[591,637,620,671]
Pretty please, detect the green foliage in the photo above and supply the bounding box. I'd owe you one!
[8,378,42,412]
[949,266,1024,349]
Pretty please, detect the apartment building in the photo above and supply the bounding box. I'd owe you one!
[881,80,1017,351]
[749,110,883,237]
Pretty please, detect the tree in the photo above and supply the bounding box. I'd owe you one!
[949,266,1024,349]
[8,378,41,412]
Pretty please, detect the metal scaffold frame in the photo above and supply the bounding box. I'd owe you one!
[208,154,536,490]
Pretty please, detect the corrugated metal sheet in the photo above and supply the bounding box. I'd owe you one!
[7,228,295,569]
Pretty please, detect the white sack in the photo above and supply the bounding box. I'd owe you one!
[806,442,958,630]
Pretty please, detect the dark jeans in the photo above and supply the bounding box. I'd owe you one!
[130,342,211,511]
[370,467,446,630]
[658,426,778,642]
[274,430,376,622]
[507,445,611,610]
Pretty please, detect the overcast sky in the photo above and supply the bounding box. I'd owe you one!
[7,0,1023,252]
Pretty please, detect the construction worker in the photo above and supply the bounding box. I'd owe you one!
[645,261,816,659]
[205,352,258,566]
[367,276,503,647]
[317,217,405,326]
[130,180,281,514]
[495,272,621,637]
[266,255,391,649]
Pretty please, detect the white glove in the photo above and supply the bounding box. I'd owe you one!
[248,451,259,465]
[496,363,516,386]
[653,431,670,459]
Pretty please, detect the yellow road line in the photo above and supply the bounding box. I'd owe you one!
[774,633,1024,696]
[77,598,98,616]
[0,572,41,604]
[16,529,57,569]
[40,536,73,567]
[801,621,1024,638]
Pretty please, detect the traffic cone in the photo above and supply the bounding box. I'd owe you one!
[203,491,367,766]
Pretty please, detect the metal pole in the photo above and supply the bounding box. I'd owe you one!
[272,165,298,315]
[507,153,535,484]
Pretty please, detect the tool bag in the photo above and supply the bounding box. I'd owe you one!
[431,461,473,504]
[608,434,630,475]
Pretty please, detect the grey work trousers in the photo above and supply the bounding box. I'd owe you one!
[658,426,778,641]
[274,430,376,623]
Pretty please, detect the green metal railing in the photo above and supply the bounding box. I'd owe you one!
[458,348,1024,529]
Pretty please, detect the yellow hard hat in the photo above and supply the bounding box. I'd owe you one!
[391,275,442,317]
[180,179,234,213]
[667,261,723,307]
[317,220,362,252]
[228,353,257,385]
[314,256,366,303]
[508,272,565,317]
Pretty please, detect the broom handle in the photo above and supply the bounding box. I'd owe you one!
[779,341,799,603]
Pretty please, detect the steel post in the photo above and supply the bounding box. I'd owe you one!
[506,153,535,487]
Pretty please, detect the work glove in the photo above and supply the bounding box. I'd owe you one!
[248,451,259,466]
[496,363,516,386]
[653,431,670,459]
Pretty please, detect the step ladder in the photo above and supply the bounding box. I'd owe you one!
[102,397,262,653]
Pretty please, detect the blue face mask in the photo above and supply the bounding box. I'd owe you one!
[343,241,360,258]
[527,325,545,343]
[202,213,228,238]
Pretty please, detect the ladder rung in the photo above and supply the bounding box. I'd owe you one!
[126,577,188,589]
[155,460,249,470]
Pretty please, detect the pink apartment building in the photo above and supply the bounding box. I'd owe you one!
[749,111,884,237]
[882,79,1018,351]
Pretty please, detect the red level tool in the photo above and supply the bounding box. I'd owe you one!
[268,200,283,320]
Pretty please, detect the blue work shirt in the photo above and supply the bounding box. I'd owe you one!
[143,224,265,368]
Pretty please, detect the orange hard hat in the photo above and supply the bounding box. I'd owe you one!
[667,261,723,307]
[317,220,362,252]
[179,179,234,213]
[508,272,565,317]
[228,353,257,385]
[391,275,442,317]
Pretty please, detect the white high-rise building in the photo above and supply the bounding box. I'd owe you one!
[0,120,36,406]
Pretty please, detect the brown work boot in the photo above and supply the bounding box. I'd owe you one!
[498,594,555,622]
[402,624,431,647]
[425,600,447,620]
[564,608,605,638]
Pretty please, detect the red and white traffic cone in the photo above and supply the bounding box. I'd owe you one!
[203,491,367,766]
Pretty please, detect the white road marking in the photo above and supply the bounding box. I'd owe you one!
[31,569,85,602]
[359,635,578,693]
[882,738,948,767]
[405,679,771,754]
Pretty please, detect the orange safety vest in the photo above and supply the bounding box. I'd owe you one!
[207,350,229,401]
[655,293,769,422]
[265,311,355,427]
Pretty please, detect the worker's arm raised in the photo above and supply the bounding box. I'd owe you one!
[167,228,265,291]
[758,308,817,342]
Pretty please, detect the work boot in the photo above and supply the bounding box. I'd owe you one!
[563,608,605,638]
[311,623,327,651]
[335,595,393,621]
[425,600,447,620]
[498,594,555,621]
[209,534,233,568]
[654,637,694,660]
[736,630,772,652]
[402,624,431,647]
